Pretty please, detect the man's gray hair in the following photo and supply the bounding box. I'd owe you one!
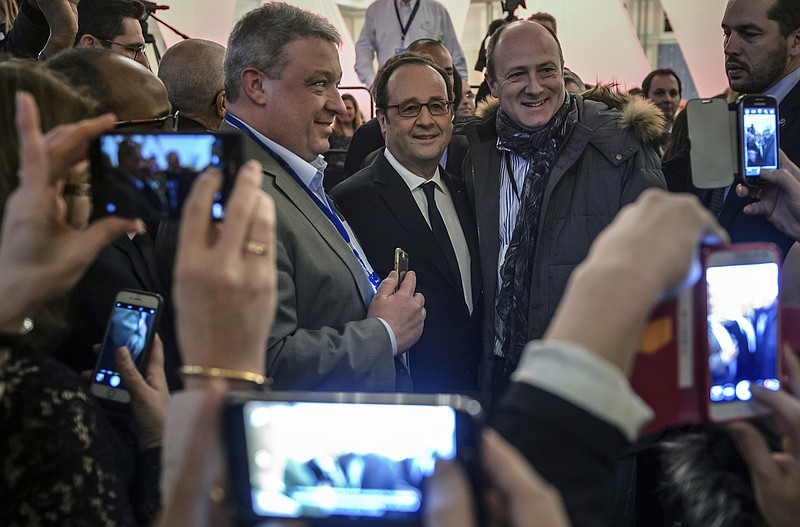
[158,39,225,116]
[224,2,341,103]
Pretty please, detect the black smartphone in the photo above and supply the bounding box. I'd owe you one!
[738,95,779,187]
[394,247,409,287]
[90,289,162,404]
[223,391,484,526]
[703,244,781,422]
[89,131,243,222]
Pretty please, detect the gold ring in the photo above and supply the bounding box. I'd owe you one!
[243,240,267,256]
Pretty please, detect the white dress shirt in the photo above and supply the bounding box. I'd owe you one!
[385,149,473,313]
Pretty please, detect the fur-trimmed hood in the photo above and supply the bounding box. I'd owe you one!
[471,85,667,144]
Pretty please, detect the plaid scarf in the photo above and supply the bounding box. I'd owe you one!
[494,94,573,372]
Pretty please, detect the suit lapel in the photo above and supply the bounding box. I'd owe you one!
[224,122,376,304]
[373,152,463,294]
[112,236,156,291]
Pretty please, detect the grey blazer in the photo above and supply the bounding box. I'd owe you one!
[220,121,396,391]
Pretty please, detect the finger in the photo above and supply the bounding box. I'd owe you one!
[178,168,222,257]
[15,92,48,188]
[727,421,777,480]
[145,334,168,390]
[159,379,227,526]
[217,160,264,257]
[736,183,753,198]
[115,346,151,396]
[397,269,417,295]
[43,114,116,177]
[81,369,93,381]
[73,216,144,266]
[750,385,800,453]
[783,345,800,396]
[423,459,477,527]
[376,270,398,298]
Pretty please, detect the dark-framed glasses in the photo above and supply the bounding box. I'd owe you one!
[96,36,147,63]
[384,100,453,118]
[114,110,180,132]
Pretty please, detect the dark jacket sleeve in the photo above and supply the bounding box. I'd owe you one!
[1,0,49,58]
[491,382,631,527]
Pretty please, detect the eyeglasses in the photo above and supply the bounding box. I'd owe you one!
[96,37,147,63]
[114,110,180,132]
[383,100,453,118]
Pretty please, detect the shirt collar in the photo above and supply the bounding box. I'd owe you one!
[384,148,443,192]
[765,66,800,105]
[228,111,328,189]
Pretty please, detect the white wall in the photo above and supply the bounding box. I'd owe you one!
[153,0,731,96]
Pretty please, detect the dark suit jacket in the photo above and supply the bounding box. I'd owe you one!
[330,151,482,393]
[343,118,470,180]
[665,80,800,256]
[492,382,631,527]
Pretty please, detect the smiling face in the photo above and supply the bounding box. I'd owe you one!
[257,37,346,161]
[722,0,793,93]
[379,63,452,179]
[486,21,566,131]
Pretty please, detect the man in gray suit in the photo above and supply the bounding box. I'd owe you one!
[221,2,426,391]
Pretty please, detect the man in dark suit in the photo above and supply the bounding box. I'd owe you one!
[332,53,482,393]
[688,0,800,256]
[343,39,468,180]
[219,3,426,391]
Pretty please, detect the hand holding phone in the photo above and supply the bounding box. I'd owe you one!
[738,95,780,187]
[91,289,162,404]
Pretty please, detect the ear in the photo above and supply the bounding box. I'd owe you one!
[239,68,268,107]
[78,34,102,48]
[485,72,499,99]
[214,90,226,119]
[788,27,800,58]
[377,109,388,139]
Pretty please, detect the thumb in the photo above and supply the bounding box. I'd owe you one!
[75,216,143,258]
[376,270,398,297]
[727,421,775,480]
[115,346,149,397]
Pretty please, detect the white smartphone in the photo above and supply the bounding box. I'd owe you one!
[686,97,736,189]
[704,244,781,422]
[90,289,162,404]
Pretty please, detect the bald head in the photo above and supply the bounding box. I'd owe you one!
[158,39,226,130]
[47,47,170,122]
[406,39,454,85]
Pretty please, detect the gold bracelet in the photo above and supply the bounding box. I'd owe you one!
[178,365,271,387]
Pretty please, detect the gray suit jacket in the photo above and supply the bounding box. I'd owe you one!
[220,121,396,391]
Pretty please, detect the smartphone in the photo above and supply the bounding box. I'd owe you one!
[703,244,781,422]
[394,248,409,287]
[737,95,780,187]
[91,289,163,404]
[686,97,736,189]
[89,132,243,222]
[223,391,484,526]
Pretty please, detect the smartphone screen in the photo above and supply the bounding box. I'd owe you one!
[225,395,482,525]
[705,249,780,421]
[91,290,161,403]
[90,132,242,222]
[740,96,779,186]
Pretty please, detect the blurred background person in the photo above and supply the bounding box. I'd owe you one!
[325,92,362,191]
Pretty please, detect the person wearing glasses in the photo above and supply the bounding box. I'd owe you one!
[331,53,481,394]
[462,20,666,405]
[73,0,150,71]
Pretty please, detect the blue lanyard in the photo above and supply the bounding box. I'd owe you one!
[225,114,380,293]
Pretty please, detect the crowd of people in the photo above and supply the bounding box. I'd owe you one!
[1,0,800,526]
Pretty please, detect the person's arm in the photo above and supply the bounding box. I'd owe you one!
[3,0,78,59]
[494,189,729,527]
[0,93,138,332]
[736,149,800,241]
[354,5,378,87]
[438,5,468,81]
